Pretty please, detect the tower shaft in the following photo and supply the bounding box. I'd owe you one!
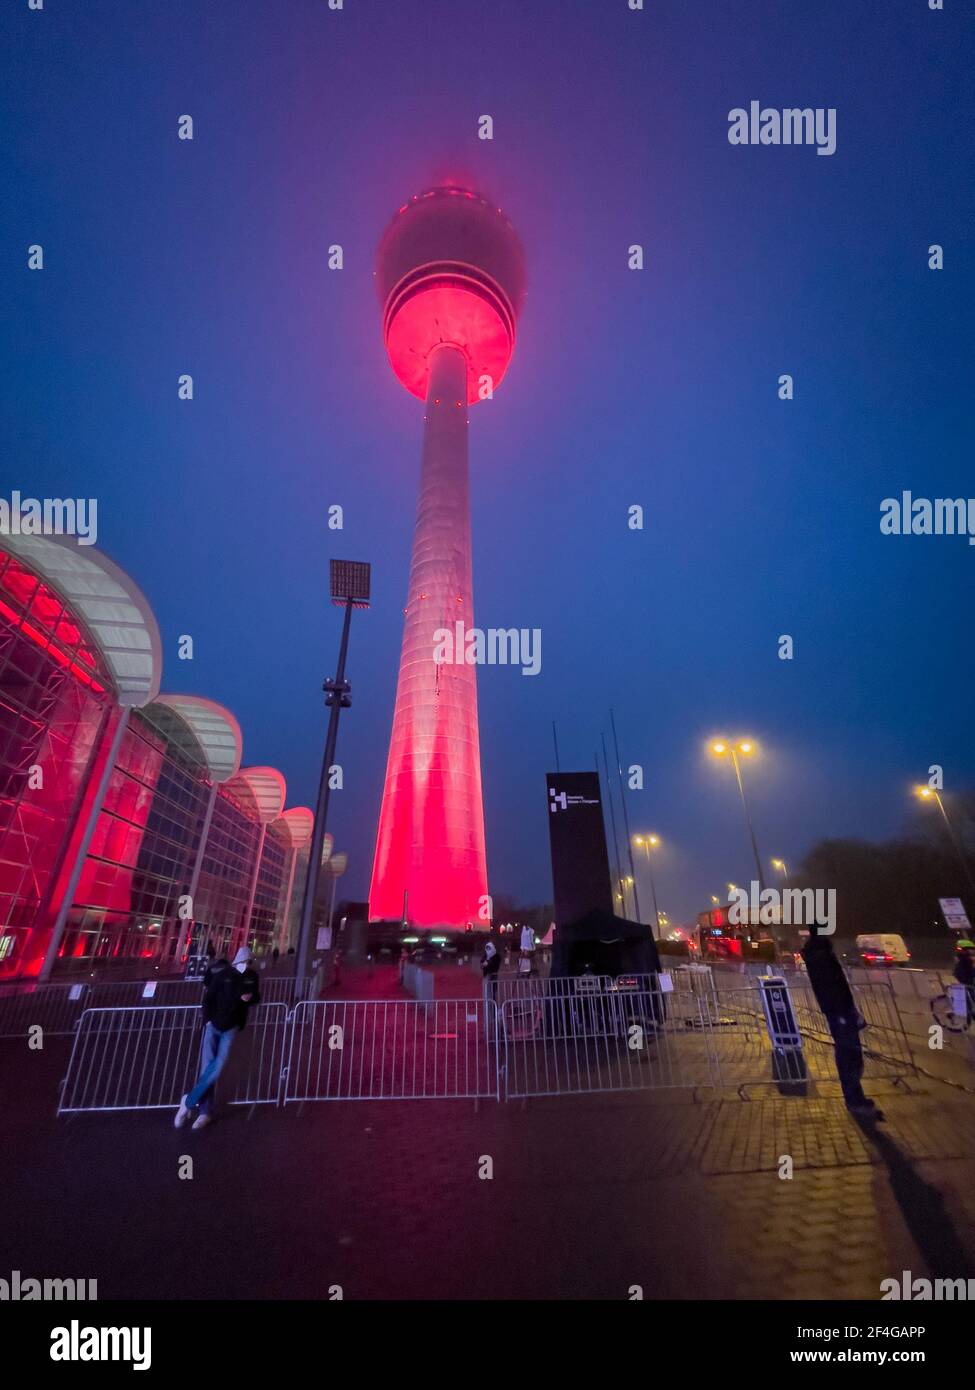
[368,344,488,926]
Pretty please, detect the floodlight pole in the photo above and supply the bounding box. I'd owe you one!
[610,709,642,924]
[932,791,975,911]
[294,596,355,993]
[730,747,766,895]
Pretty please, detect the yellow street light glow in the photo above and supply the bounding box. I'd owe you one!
[772,858,783,869]
[710,895,719,904]
[915,786,933,800]
[727,883,737,893]
[648,834,660,846]
[710,736,757,758]
[633,835,644,845]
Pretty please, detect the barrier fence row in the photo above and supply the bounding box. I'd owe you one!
[52,971,916,1115]
[0,976,298,1040]
[58,1004,292,1114]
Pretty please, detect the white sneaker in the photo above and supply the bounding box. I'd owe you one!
[174,1096,191,1128]
[192,1113,211,1130]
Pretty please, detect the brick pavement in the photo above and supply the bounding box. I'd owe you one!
[4,1023,975,1300]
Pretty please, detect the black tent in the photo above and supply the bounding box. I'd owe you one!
[550,909,662,979]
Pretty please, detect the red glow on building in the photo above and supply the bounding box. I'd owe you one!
[368,187,524,928]
[384,282,514,403]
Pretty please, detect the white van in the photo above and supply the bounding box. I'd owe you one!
[855,934,911,966]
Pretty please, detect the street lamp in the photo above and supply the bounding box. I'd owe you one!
[915,785,975,909]
[633,833,662,940]
[710,737,767,895]
[772,857,788,879]
[294,560,370,992]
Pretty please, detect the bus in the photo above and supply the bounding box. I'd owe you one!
[696,907,776,964]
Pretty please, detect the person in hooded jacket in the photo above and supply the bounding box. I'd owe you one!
[174,945,261,1129]
[801,927,881,1118]
[481,938,502,1002]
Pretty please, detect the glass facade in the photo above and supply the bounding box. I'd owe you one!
[0,548,111,978]
[58,710,201,969]
[0,542,308,979]
[253,826,288,952]
[282,848,308,952]
[193,785,263,960]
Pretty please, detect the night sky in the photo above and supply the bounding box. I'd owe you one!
[4,0,973,923]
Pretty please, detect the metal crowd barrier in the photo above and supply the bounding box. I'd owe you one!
[57,1003,290,1114]
[705,977,914,1089]
[52,972,917,1115]
[1,974,297,1043]
[0,981,91,1040]
[500,986,717,1098]
[283,998,500,1102]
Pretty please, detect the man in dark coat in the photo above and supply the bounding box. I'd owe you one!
[801,928,880,1117]
[953,940,975,1023]
[174,945,261,1129]
[481,938,502,1002]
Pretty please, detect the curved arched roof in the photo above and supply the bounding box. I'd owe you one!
[150,695,242,783]
[271,807,314,850]
[226,766,286,824]
[0,533,161,706]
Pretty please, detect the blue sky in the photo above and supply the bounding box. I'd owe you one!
[3,0,973,921]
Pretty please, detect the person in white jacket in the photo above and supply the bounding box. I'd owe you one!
[519,924,536,975]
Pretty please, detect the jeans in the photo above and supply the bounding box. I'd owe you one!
[186,1022,238,1114]
[825,1013,867,1106]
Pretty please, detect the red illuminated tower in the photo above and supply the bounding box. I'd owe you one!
[368,186,525,927]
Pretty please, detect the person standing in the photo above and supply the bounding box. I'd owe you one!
[519,922,536,976]
[174,946,261,1130]
[801,928,881,1118]
[481,939,502,1003]
[953,939,975,1024]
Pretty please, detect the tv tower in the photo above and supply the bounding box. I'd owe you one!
[368,186,525,928]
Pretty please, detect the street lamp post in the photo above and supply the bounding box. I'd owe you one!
[610,709,642,924]
[633,833,662,939]
[916,786,975,911]
[294,560,370,994]
[710,739,767,895]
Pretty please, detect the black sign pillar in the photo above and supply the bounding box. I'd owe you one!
[546,771,614,926]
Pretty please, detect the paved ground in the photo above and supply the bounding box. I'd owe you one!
[4,964,975,1301]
